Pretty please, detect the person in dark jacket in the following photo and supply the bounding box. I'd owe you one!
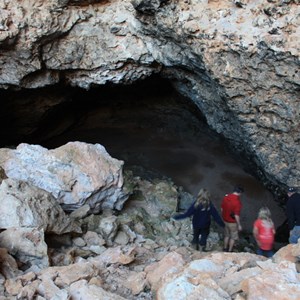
[287,187,300,244]
[173,188,225,251]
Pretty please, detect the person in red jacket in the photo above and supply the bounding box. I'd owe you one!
[253,206,275,257]
[221,185,244,252]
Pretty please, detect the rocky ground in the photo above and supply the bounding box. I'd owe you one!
[0,147,299,299]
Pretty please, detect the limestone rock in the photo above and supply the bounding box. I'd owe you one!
[241,260,300,300]
[69,279,127,300]
[0,227,49,270]
[39,261,98,288]
[145,251,186,291]
[0,178,81,234]
[0,142,129,213]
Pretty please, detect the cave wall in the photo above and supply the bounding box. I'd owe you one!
[0,0,299,191]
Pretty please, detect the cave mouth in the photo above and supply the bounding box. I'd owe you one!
[0,76,287,235]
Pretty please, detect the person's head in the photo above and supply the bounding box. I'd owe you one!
[258,206,272,220]
[287,187,297,197]
[233,185,244,195]
[195,188,211,208]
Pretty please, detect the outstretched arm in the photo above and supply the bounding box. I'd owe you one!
[173,202,195,220]
[235,215,242,231]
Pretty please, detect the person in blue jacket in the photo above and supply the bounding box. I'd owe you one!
[173,188,225,251]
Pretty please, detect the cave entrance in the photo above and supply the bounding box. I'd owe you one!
[0,76,286,236]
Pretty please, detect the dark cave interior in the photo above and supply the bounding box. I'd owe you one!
[0,76,288,238]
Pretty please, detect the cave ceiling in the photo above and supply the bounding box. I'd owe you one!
[0,0,299,192]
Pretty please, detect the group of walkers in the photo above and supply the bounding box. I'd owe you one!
[173,185,300,257]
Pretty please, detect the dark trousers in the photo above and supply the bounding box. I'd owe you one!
[192,227,210,246]
[257,248,274,258]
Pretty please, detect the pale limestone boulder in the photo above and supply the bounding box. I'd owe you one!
[0,142,128,213]
[72,237,86,247]
[0,227,49,270]
[0,178,81,234]
[4,277,24,297]
[217,266,262,296]
[37,277,69,300]
[17,279,40,300]
[145,251,185,291]
[88,246,136,268]
[291,240,300,258]
[241,260,300,300]
[123,271,147,295]
[83,231,105,247]
[114,223,137,245]
[114,231,130,245]
[69,204,90,220]
[273,241,300,265]
[39,261,97,288]
[129,178,178,218]
[98,215,119,246]
[205,252,265,274]
[69,279,127,300]
[156,273,230,300]
[88,245,106,255]
[154,251,267,299]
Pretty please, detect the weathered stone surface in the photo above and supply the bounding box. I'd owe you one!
[123,271,147,295]
[0,173,299,300]
[0,0,299,192]
[88,246,136,267]
[145,251,186,291]
[0,227,49,270]
[0,178,81,234]
[156,273,230,300]
[0,248,21,279]
[241,260,300,300]
[69,279,127,300]
[0,142,128,213]
[39,261,97,287]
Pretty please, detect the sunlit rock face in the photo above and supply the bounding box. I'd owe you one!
[0,142,128,213]
[0,0,299,191]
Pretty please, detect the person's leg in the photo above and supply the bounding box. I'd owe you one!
[223,223,230,251]
[256,248,263,256]
[192,227,200,250]
[228,223,239,252]
[228,239,235,252]
[199,227,210,251]
[223,236,229,251]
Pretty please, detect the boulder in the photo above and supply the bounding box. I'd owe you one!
[0,178,81,234]
[0,142,129,213]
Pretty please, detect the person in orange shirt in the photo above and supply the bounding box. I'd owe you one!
[221,186,244,252]
[253,207,275,257]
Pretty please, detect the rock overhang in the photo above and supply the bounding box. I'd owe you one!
[0,0,299,192]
